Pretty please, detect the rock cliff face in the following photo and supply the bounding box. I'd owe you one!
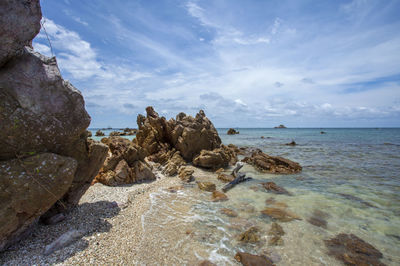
[0,0,107,250]
[136,107,222,161]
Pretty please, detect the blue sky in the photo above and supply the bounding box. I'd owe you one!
[33,0,400,127]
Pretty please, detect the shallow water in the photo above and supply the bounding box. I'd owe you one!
[94,128,400,265]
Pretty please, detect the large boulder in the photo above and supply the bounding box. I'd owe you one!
[0,153,77,251]
[0,0,42,67]
[95,137,156,186]
[192,145,238,169]
[243,150,302,174]
[0,1,108,250]
[136,107,222,162]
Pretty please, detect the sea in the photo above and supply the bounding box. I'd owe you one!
[89,128,400,265]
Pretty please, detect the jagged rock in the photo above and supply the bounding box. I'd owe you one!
[95,137,155,186]
[192,145,238,169]
[243,150,302,174]
[197,182,216,192]
[261,182,291,195]
[227,128,239,135]
[261,208,301,222]
[95,130,105,136]
[136,107,221,161]
[161,150,186,177]
[0,153,77,251]
[325,234,385,266]
[212,191,228,201]
[274,124,286,128]
[109,131,126,136]
[0,0,42,67]
[234,252,275,266]
[220,208,238,217]
[238,227,260,243]
[178,167,194,182]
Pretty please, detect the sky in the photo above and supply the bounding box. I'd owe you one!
[33,0,400,128]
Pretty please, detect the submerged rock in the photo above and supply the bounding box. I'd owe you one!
[198,260,216,266]
[197,182,216,192]
[227,128,239,135]
[212,191,228,202]
[262,182,291,195]
[220,208,238,217]
[218,173,235,183]
[307,210,329,229]
[268,222,285,246]
[324,233,385,266]
[261,208,301,222]
[234,252,275,266]
[243,150,302,174]
[238,226,260,243]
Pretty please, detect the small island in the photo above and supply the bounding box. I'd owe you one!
[274,124,287,128]
[227,128,240,135]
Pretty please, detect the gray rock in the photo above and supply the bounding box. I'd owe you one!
[44,229,85,255]
[0,0,42,67]
[0,153,77,251]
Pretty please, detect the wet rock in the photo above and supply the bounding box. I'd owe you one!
[192,145,238,169]
[212,191,228,202]
[238,226,260,243]
[0,0,42,67]
[324,233,385,266]
[250,185,260,192]
[167,185,184,193]
[265,197,276,205]
[307,210,329,229]
[220,208,238,217]
[243,150,302,174]
[261,182,291,195]
[261,208,302,222]
[44,229,85,255]
[215,168,224,174]
[234,252,275,266]
[197,182,216,192]
[198,260,216,266]
[338,193,376,208]
[0,153,77,251]
[227,128,239,135]
[285,140,296,146]
[95,130,105,136]
[268,222,285,246]
[179,167,194,182]
[218,173,235,183]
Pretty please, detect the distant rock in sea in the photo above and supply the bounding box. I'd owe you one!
[227,128,239,135]
[274,124,287,128]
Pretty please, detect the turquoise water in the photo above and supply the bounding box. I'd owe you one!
[93,128,400,264]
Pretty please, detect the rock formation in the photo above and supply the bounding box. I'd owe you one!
[95,130,105,136]
[0,0,107,250]
[234,252,275,266]
[274,124,286,128]
[135,107,237,169]
[94,137,156,186]
[227,128,239,135]
[243,150,302,174]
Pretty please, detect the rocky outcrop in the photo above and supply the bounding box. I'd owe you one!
[243,150,302,174]
[0,153,77,251]
[95,130,105,136]
[324,234,385,266]
[178,167,194,182]
[0,0,42,67]
[227,128,239,135]
[0,1,107,250]
[136,107,225,160]
[94,137,156,186]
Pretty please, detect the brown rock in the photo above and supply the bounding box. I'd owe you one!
[268,236,284,246]
[220,208,238,217]
[261,182,291,195]
[198,260,216,266]
[234,252,275,266]
[227,128,239,135]
[243,150,301,174]
[0,153,77,250]
[268,222,285,237]
[325,234,385,266]
[167,186,184,193]
[218,173,235,183]
[192,145,238,169]
[215,168,224,174]
[238,227,260,243]
[197,182,216,192]
[212,191,228,202]
[179,167,194,182]
[261,208,301,222]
